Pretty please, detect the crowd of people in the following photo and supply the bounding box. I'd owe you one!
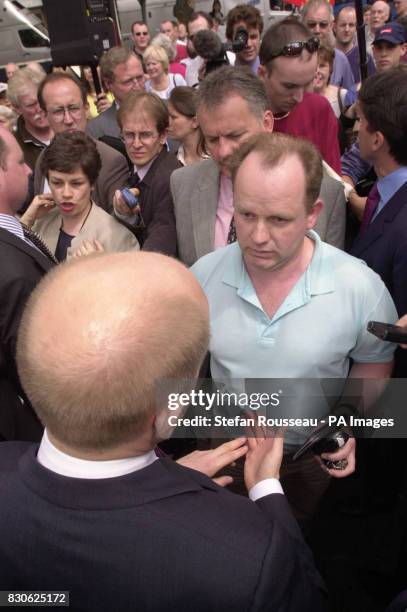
[1,2,407,610]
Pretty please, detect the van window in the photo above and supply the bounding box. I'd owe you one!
[18,28,50,48]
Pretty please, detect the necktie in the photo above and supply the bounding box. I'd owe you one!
[227,216,236,244]
[129,172,141,189]
[22,224,58,263]
[360,183,380,236]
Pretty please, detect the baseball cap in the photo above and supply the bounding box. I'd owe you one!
[373,22,407,45]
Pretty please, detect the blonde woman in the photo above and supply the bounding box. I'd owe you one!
[144,45,186,100]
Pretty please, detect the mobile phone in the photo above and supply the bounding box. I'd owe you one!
[367,321,407,343]
[120,188,139,209]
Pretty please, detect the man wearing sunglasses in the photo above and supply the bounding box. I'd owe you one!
[131,21,151,65]
[302,0,355,89]
[259,18,341,174]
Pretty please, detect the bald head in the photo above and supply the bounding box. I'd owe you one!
[371,1,391,29]
[17,252,209,452]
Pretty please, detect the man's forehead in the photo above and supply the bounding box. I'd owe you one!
[306,5,331,20]
[43,80,81,103]
[188,17,208,34]
[337,9,356,23]
[272,54,318,82]
[122,109,156,129]
[114,57,142,76]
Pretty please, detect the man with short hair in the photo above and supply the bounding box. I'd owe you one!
[113,91,180,255]
[87,46,146,141]
[302,0,355,88]
[350,68,407,376]
[367,1,391,50]
[259,18,342,173]
[34,72,129,212]
[5,63,18,80]
[226,5,263,73]
[0,127,55,442]
[160,18,188,62]
[342,23,407,218]
[334,5,376,84]
[7,67,52,170]
[394,0,407,18]
[191,132,397,519]
[0,250,327,610]
[185,11,214,87]
[130,20,150,63]
[171,66,346,267]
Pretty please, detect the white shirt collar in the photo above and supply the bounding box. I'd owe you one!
[134,155,157,181]
[37,430,158,479]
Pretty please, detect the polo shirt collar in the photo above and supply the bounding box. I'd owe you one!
[222,230,334,309]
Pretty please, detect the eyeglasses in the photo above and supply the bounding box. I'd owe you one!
[268,37,320,60]
[48,104,83,122]
[121,130,159,144]
[306,21,330,29]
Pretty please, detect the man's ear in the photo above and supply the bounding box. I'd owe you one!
[263,109,274,133]
[258,64,267,81]
[159,128,168,145]
[306,199,324,230]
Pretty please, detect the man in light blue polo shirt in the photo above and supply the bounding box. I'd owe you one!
[191,132,397,518]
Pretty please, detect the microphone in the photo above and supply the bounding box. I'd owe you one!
[193,29,224,61]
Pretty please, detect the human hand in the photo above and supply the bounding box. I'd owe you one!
[244,418,284,491]
[71,239,104,258]
[320,437,356,478]
[396,313,407,348]
[96,92,112,114]
[177,437,248,487]
[21,193,55,227]
[113,189,141,218]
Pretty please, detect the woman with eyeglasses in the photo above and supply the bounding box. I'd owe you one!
[312,45,348,119]
[21,131,139,261]
[144,45,186,100]
[168,87,209,166]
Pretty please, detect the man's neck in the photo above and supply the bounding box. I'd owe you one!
[47,430,156,461]
[336,40,354,54]
[373,155,401,179]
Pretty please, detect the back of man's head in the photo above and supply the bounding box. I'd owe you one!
[358,67,407,166]
[16,252,209,453]
[197,65,269,120]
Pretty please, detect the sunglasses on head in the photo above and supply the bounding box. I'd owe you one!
[269,37,320,60]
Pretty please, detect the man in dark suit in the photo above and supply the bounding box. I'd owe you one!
[350,68,407,376]
[0,127,55,442]
[34,72,129,213]
[0,250,327,611]
[114,91,180,256]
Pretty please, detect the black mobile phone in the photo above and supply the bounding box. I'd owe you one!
[367,321,407,343]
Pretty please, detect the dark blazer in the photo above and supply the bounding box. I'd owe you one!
[33,138,129,214]
[350,181,407,376]
[127,148,181,256]
[350,181,407,317]
[0,229,54,441]
[0,444,327,612]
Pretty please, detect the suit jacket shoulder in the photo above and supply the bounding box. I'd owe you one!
[316,168,346,249]
[87,104,120,140]
[171,159,220,266]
